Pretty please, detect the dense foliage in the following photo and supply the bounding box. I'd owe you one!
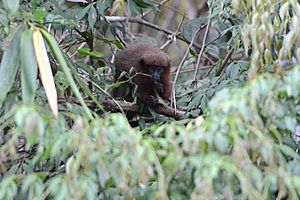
[0,0,299,199]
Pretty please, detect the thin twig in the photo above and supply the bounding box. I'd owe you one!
[193,21,211,81]
[216,45,236,79]
[78,73,125,115]
[141,0,171,17]
[193,0,215,82]
[58,98,185,119]
[103,16,202,49]
[75,69,125,115]
[172,65,212,75]
[171,25,206,112]
[91,81,125,115]
[160,14,186,50]
[155,0,180,43]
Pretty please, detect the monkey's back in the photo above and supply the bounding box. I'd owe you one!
[115,44,162,72]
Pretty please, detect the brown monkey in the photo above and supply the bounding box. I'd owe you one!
[114,44,171,107]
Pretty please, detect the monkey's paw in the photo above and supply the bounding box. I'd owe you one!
[146,95,159,107]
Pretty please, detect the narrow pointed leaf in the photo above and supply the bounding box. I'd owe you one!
[40,29,94,120]
[64,55,105,113]
[33,29,58,117]
[2,0,20,15]
[88,6,97,31]
[0,30,21,107]
[20,29,38,104]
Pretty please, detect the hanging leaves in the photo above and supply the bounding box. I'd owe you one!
[33,29,58,117]
[0,29,21,107]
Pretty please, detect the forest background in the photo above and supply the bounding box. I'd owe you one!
[0,0,300,199]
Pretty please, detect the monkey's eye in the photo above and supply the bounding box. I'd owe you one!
[148,66,164,74]
[157,68,164,74]
[148,66,155,73]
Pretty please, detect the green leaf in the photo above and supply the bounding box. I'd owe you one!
[54,71,70,93]
[96,2,107,16]
[40,29,94,120]
[0,29,21,107]
[189,47,196,56]
[284,116,296,132]
[0,176,18,199]
[0,9,9,28]
[45,13,76,26]
[65,57,105,113]
[134,0,152,8]
[278,144,299,159]
[20,29,38,104]
[128,0,141,14]
[114,40,124,49]
[33,7,46,22]
[214,134,229,153]
[226,62,240,79]
[2,0,20,16]
[88,6,97,31]
[76,4,91,22]
[21,175,44,198]
[77,48,103,57]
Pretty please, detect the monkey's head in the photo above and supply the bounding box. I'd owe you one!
[140,51,171,82]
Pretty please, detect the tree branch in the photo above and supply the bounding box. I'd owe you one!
[57,97,186,120]
[103,16,203,49]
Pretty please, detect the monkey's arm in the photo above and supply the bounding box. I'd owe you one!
[139,86,159,107]
[160,69,172,100]
[154,82,164,96]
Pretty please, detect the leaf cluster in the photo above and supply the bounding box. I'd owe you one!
[0,63,299,200]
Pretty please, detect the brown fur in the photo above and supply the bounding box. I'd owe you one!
[114,44,171,105]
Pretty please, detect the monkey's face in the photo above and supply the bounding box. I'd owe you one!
[147,66,165,82]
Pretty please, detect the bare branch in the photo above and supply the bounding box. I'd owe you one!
[57,98,186,120]
[171,25,206,112]
[193,0,215,81]
[160,14,186,50]
[193,19,211,81]
[103,16,202,49]
[216,46,235,76]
